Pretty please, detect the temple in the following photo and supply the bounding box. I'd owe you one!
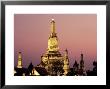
[38,19,70,76]
[14,19,89,76]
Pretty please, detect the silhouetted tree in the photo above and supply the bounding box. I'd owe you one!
[27,62,34,75]
[92,61,97,75]
[86,61,97,76]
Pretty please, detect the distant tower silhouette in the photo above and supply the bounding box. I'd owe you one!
[80,53,84,70]
[73,60,79,72]
[17,52,22,68]
[63,49,70,75]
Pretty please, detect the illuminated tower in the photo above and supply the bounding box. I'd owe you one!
[41,19,64,76]
[17,52,22,68]
[48,19,59,51]
[63,49,70,75]
[73,60,79,72]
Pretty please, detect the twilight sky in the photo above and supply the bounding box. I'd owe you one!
[14,14,97,70]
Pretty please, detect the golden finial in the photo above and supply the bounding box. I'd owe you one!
[52,18,54,21]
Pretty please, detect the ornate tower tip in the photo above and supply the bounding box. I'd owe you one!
[52,19,54,21]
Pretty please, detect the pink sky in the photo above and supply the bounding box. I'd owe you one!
[14,14,97,70]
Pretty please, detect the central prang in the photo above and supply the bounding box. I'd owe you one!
[38,19,70,76]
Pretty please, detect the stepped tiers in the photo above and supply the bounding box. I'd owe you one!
[38,19,70,76]
[41,50,64,76]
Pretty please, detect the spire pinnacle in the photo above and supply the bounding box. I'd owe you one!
[52,18,54,21]
[51,19,55,33]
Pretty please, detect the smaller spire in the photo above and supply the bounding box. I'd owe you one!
[63,49,70,75]
[17,52,22,68]
[73,60,79,68]
[64,49,69,64]
[80,53,84,70]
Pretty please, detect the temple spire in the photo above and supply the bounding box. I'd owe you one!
[17,52,22,68]
[63,49,70,75]
[51,19,56,33]
[80,53,84,70]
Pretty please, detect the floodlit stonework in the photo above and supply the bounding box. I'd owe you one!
[39,19,70,76]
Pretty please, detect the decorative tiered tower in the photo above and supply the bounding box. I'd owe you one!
[17,52,22,68]
[40,19,64,75]
[80,53,84,70]
[79,53,85,75]
[63,49,70,75]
